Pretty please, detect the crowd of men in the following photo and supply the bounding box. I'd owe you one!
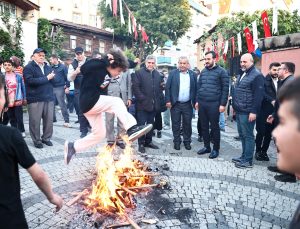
[0,47,299,228]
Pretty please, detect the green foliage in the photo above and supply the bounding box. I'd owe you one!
[0,12,24,62]
[38,18,66,57]
[99,0,191,59]
[123,49,136,60]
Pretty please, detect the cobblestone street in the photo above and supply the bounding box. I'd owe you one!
[20,112,300,229]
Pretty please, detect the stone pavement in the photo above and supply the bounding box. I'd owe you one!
[19,111,300,229]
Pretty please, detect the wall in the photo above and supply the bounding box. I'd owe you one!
[261,48,300,77]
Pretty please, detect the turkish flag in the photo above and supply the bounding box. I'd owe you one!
[261,11,271,38]
[141,27,149,43]
[112,0,118,16]
[244,27,255,53]
[231,37,235,58]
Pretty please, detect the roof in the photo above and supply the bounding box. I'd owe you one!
[51,19,114,37]
[193,25,217,44]
[5,0,40,11]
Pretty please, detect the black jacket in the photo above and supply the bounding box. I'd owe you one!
[132,67,163,112]
[233,65,264,115]
[260,74,277,116]
[23,61,54,104]
[79,58,109,113]
[51,63,70,88]
[196,65,229,106]
[165,69,197,106]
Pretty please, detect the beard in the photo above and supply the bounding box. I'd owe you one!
[271,74,278,79]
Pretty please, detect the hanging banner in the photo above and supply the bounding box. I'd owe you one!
[231,37,235,58]
[112,0,118,17]
[128,12,132,34]
[141,27,149,43]
[272,5,278,34]
[252,20,258,50]
[119,0,125,25]
[237,32,242,54]
[244,27,255,53]
[261,11,271,38]
[223,40,228,61]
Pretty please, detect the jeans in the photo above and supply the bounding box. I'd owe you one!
[219,112,225,130]
[53,86,69,123]
[236,113,256,163]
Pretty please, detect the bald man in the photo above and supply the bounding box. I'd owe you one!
[232,53,264,169]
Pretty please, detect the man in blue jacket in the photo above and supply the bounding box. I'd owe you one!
[23,48,55,149]
[50,54,70,127]
[165,56,197,150]
[232,53,264,168]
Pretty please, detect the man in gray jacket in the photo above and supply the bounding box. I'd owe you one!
[105,69,132,149]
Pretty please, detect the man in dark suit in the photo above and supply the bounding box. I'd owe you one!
[255,62,280,161]
[165,56,197,150]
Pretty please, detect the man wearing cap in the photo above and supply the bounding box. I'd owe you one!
[67,47,90,138]
[23,48,55,148]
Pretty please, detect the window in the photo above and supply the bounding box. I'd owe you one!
[70,35,77,49]
[72,13,82,24]
[0,2,16,17]
[99,41,105,53]
[85,39,92,52]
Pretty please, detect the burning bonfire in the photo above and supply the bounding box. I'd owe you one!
[67,137,160,228]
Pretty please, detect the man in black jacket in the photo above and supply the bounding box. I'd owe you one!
[165,56,197,150]
[195,51,229,159]
[50,54,70,127]
[64,49,152,164]
[255,62,280,161]
[272,77,300,228]
[23,48,55,149]
[132,55,162,153]
[232,53,264,168]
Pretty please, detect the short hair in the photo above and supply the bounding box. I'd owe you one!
[50,54,59,59]
[3,59,13,65]
[107,49,129,71]
[10,56,21,67]
[145,55,156,62]
[278,78,300,130]
[281,62,295,74]
[205,51,216,59]
[178,56,189,63]
[269,62,281,69]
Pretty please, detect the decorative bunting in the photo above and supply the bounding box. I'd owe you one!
[141,26,149,43]
[244,27,255,53]
[272,5,278,34]
[223,40,228,61]
[237,32,242,54]
[119,0,125,25]
[261,11,271,38]
[128,12,132,34]
[112,0,118,17]
[106,0,112,11]
[252,20,258,50]
[231,37,235,58]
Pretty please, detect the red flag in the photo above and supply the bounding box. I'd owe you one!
[244,27,255,53]
[231,37,235,57]
[112,0,118,16]
[131,15,138,40]
[141,27,149,43]
[261,11,271,38]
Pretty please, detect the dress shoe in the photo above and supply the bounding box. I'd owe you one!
[42,140,53,146]
[267,165,281,173]
[138,144,145,153]
[255,151,270,161]
[144,142,159,149]
[106,142,114,148]
[34,142,43,149]
[116,142,126,149]
[174,143,180,150]
[209,150,219,159]
[184,144,191,150]
[157,131,162,138]
[197,147,211,155]
[274,174,296,183]
[197,136,203,142]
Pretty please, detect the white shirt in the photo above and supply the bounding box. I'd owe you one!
[272,77,278,91]
[240,72,246,82]
[34,61,45,75]
[178,71,190,102]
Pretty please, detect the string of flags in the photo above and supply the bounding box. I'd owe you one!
[210,7,278,61]
[105,0,149,43]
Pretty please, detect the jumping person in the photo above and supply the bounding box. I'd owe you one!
[64,49,152,164]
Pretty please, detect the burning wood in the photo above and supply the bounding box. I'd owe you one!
[67,189,89,206]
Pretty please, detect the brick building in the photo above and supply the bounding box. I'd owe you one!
[51,19,125,58]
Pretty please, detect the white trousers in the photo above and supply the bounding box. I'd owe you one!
[74,95,137,152]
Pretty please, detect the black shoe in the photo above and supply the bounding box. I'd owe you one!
[64,141,76,165]
[145,142,159,149]
[174,143,180,150]
[157,131,162,138]
[34,142,43,149]
[209,150,219,159]
[75,120,79,124]
[42,140,53,146]
[197,136,203,142]
[268,165,281,173]
[127,124,153,142]
[255,151,270,161]
[184,144,191,150]
[116,142,126,149]
[197,147,211,155]
[138,144,145,153]
[152,130,156,136]
[80,132,87,138]
[106,142,115,148]
[232,156,243,164]
[53,119,57,123]
[274,174,296,183]
[234,136,241,141]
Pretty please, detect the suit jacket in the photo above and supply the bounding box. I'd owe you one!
[165,69,197,106]
[107,70,132,103]
[261,74,277,116]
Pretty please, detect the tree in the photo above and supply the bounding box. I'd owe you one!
[99,0,191,59]
[37,18,65,58]
[0,12,24,62]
